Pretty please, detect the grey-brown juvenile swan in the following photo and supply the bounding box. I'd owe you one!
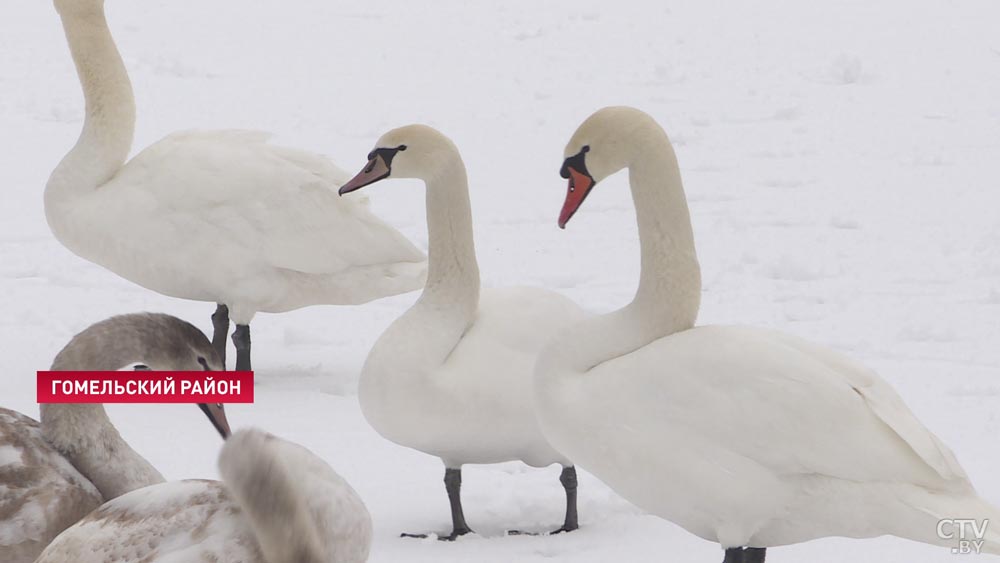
[0,313,229,563]
[35,428,372,563]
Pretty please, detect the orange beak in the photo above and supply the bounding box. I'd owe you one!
[558,167,594,229]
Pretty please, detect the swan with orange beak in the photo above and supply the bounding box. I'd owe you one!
[536,107,1000,563]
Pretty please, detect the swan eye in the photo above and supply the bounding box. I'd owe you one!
[397,144,407,151]
[197,357,210,370]
[582,145,590,153]
[133,364,150,371]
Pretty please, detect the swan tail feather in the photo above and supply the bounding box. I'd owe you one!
[892,487,1000,557]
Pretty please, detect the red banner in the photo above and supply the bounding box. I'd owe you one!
[37,371,254,403]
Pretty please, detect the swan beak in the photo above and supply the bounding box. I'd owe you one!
[558,167,594,229]
[199,403,232,440]
[339,154,391,195]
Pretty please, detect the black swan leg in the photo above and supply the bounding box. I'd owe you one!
[232,324,251,372]
[211,304,229,369]
[722,547,767,563]
[552,465,578,534]
[723,548,744,563]
[401,467,473,541]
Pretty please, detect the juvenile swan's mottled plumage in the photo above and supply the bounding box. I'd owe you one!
[339,125,587,539]
[0,313,228,563]
[535,107,1000,561]
[35,429,373,563]
[46,0,426,371]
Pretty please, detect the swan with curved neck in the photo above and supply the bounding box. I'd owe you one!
[46,0,426,371]
[535,106,1000,562]
[35,428,372,563]
[0,313,229,563]
[338,125,588,539]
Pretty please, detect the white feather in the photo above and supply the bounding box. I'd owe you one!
[535,107,1000,554]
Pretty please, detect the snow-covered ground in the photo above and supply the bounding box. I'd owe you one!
[3,0,999,561]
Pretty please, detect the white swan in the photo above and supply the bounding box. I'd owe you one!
[46,0,427,371]
[0,313,229,563]
[34,428,372,563]
[535,106,1000,562]
[338,125,588,539]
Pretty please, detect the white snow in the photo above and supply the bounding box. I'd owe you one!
[2,0,999,561]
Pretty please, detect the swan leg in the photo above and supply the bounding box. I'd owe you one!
[506,465,580,536]
[400,467,473,541]
[442,467,473,540]
[721,547,766,563]
[723,548,744,563]
[211,304,229,368]
[552,465,579,534]
[232,324,251,372]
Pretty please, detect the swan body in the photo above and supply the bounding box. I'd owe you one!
[0,409,101,563]
[363,286,584,468]
[536,106,1000,558]
[339,125,587,536]
[35,429,373,563]
[48,129,426,319]
[47,0,426,368]
[0,313,228,563]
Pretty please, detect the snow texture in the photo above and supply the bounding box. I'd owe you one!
[2,0,999,561]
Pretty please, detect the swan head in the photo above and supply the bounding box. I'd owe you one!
[558,106,663,228]
[124,315,231,440]
[50,312,224,371]
[51,313,231,439]
[339,124,459,194]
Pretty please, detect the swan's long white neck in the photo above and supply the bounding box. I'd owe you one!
[628,128,701,330]
[45,6,135,211]
[40,342,164,500]
[564,125,701,372]
[416,157,481,318]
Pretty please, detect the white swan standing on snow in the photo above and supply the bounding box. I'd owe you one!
[535,106,1000,562]
[338,125,588,539]
[0,313,229,563]
[45,0,427,371]
[35,428,372,563]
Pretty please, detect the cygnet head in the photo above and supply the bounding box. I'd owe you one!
[558,106,667,228]
[50,313,231,439]
[339,124,460,194]
[53,312,223,372]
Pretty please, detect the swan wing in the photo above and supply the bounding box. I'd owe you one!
[34,480,258,563]
[110,130,426,275]
[760,329,969,482]
[585,325,970,488]
[0,409,101,563]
